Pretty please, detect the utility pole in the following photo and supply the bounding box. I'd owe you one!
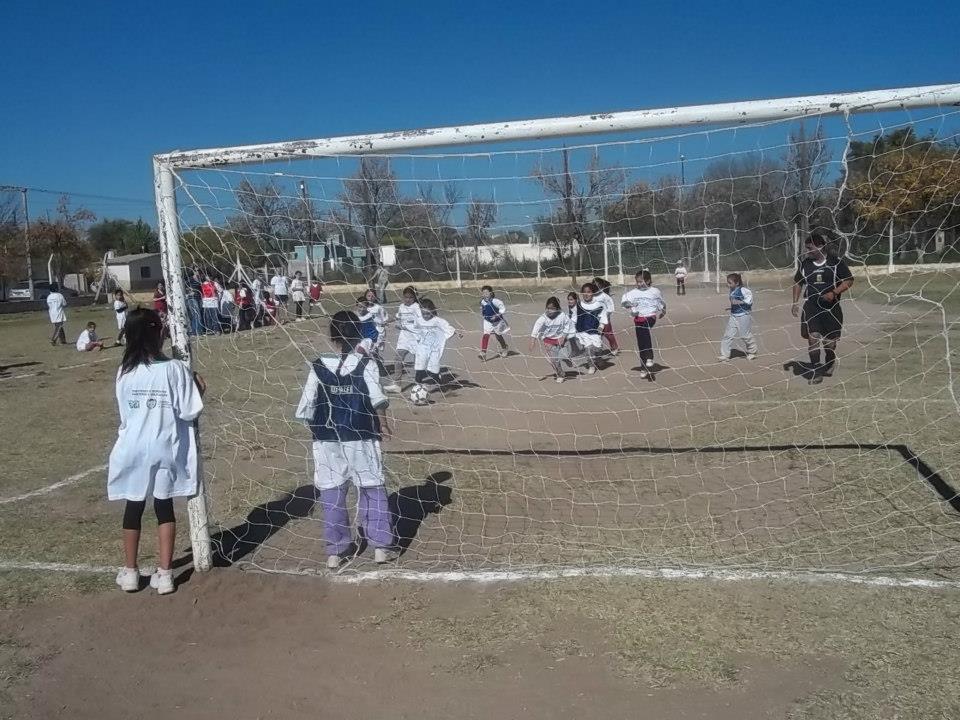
[299,180,315,284]
[22,189,32,299]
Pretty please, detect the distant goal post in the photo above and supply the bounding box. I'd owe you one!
[604,233,721,292]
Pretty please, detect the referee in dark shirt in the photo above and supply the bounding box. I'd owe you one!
[791,234,854,384]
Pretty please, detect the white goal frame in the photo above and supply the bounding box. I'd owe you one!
[153,82,960,572]
[605,234,721,292]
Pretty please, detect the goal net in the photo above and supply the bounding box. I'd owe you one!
[156,85,960,582]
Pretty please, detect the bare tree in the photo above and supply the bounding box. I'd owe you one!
[230,179,291,264]
[785,121,831,238]
[338,157,400,275]
[30,196,96,285]
[465,198,497,276]
[531,148,619,283]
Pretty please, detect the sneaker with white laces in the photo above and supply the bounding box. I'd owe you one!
[717,355,730,361]
[586,366,597,375]
[555,375,565,383]
[639,369,649,379]
[498,349,509,359]
[478,352,487,361]
[611,348,620,356]
[746,353,757,360]
[383,383,402,393]
[149,568,175,595]
[115,567,139,592]
[645,359,654,368]
[374,548,398,564]
[327,555,344,570]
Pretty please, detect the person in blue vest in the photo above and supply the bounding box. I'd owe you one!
[295,310,395,568]
[478,285,510,361]
[571,282,608,375]
[717,273,758,361]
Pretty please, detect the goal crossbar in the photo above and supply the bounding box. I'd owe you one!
[154,83,960,169]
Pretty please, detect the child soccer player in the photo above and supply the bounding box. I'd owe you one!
[309,279,325,315]
[295,311,395,568]
[621,270,667,378]
[356,296,401,393]
[413,298,461,395]
[76,321,105,352]
[107,309,206,594]
[390,286,421,390]
[530,297,576,383]
[290,271,307,321]
[675,261,687,295]
[718,273,758,361]
[478,285,510,361]
[573,283,608,375]
[262,290,278,326]
[113,289,129,345]
[592,277,619,355]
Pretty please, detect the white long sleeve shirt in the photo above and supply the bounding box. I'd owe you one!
[531,312,575,340]
[621,287,666,318]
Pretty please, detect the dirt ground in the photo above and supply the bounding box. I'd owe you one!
[2,274,960,719]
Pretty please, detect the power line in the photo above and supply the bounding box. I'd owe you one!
[0,184,154,206]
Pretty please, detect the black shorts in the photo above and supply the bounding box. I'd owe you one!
[801,300,844,340]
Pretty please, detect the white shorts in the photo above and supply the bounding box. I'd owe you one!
[574,332,602,349]
[482,319,510,335]
[396,329,419,354]
[311,439,384,491]
[414,343,444,374]
[116,313,126,330]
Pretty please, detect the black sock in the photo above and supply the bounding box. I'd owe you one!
[809,350,821,366]
[824,349,836,369]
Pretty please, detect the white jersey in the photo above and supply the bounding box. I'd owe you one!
[621,287,666,319]
[414,315,457,374]
[675,265,688,279]
[113,298,128,330]
[46,292,66,324]
[270,275,290,297]
[595,291,615,316]
[290,278,306,302]
[531,312,574,341]
[367,302,388,332]
[107,359,203,501]
[394,302,422,354]
[76,329,98,351]
[295,353,388,421]
[252,278,264,306]
[480,297,510,334]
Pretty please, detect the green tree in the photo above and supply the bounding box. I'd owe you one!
[88,218,159,255]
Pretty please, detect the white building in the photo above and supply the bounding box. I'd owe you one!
[105,253,163,291]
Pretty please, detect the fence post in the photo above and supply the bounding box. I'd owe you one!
[888,221,895,274]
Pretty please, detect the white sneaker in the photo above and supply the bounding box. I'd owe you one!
[327,555,344,570]
[149,568,175,595]
[639,369,649,379]
[645,359,654,368]
[374,548,398,564]
[717,355,730,361]
[587,366,597,375]
[611,349,620,356]
[383,383,401,393]
[498,350,509,359]
[746,353,757,360]
[555,375,565,383]
[478,353,486,361]
[115,567,139,592]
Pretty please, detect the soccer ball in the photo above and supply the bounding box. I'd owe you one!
[410,384,429,405]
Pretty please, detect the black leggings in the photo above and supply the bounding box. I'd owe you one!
[634,317,657,362]
[123,498,175,531]
[415,369,441,385]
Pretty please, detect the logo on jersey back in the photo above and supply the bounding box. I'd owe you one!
[329,385,357,396]
[815,272,823,284]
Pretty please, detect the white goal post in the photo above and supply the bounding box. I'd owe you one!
[604,234,721,292]
[153,82,960,573]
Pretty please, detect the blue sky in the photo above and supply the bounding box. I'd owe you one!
[2,0,959,223]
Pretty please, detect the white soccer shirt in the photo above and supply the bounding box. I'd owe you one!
[675,265,687,279]
[270,275,290,297]
[106,359,204,501]
[621,287,666,318]
[595,291,615,316]
[76,329,98,351]
[46,292,66,324]
[295,353,388,421]
[395,302,421,333]
[531,312,574,340]
[290,278,306,302]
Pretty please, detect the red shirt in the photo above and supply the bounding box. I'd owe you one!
[201,281,217,299]
[309,283,322,301]
[153,290,167,313]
